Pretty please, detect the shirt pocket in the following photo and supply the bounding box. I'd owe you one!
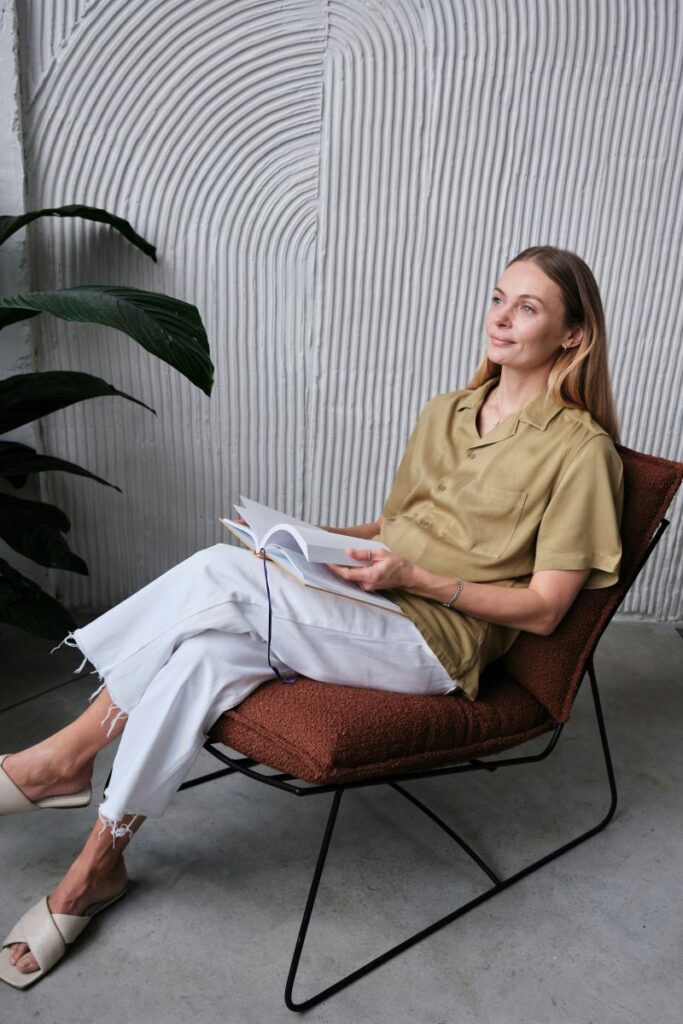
[440,483,528,559]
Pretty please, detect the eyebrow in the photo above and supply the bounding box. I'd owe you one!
[493,286,546,306]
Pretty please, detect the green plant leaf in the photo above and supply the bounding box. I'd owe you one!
[0,493,88,573]
[0,371,156,433]
[0,558,77,639]
[0,205,156,260]
[0,440,121,492]
[0,306,41,328]
[0,286,214,396]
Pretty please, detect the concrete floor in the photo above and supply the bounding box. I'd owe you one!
[0,617,681,1024]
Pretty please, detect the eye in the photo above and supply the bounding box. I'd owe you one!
[521,304,535,313]
[491,295,501,304]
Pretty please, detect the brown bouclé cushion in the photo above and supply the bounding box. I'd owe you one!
[209,673,553,784]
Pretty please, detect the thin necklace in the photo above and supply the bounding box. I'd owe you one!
[493,387,526,426]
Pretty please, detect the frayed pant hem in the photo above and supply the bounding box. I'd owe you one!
[50,630,130,723]
[50,630,92,677]
[97,810,144,848]
[98,701,129,738]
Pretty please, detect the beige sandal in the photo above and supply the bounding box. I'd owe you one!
[0,888,128,989]
[0,755,92,815]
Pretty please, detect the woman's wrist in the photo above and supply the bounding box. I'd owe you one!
[402,561,462,604]
[442,578,465,607]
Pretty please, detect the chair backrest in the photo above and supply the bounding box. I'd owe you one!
[497,445,683,722]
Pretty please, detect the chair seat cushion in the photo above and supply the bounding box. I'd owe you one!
[209,671,555,784]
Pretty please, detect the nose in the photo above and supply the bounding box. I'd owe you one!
[494,302,512,325]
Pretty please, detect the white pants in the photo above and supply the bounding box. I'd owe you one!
[52,543,457,840]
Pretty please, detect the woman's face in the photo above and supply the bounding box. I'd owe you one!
[484,260,582,372]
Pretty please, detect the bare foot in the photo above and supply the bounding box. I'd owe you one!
[8,854,128,975]
[2,746,94,804]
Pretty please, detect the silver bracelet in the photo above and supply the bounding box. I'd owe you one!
[442,578,464,608]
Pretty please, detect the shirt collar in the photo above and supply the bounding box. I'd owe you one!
[458,377,564,431]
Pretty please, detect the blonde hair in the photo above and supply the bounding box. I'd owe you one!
[467,245,622,444]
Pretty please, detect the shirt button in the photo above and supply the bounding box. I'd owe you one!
[466,452,477,459]
[419,517,430,526]
[438,482,447,491]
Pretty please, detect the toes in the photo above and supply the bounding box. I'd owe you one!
[8,943,39,973]
[9,941,28,964]
[17,951,39,973]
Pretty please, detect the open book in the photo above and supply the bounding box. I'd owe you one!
[218,496,406,615]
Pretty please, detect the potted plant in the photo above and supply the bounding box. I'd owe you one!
[0,205,214,639]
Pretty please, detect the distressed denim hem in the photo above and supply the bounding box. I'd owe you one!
[50,631,93,678]
[50,630,129,717]
[97,810,143,848]
[98,700,129,738]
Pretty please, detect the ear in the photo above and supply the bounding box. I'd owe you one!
[566,325,584,348]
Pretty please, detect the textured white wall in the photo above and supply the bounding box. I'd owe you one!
[8,0,683,618]
[0,0,48,589]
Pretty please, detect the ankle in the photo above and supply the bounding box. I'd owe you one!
[7,743,86,780]
[47,751,94,786]
[49,732,96,777]
[76,842,123,878]
[70,753,96,779]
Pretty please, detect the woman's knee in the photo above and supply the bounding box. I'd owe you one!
[164,630,241,684]
[187,542,226,565]
[187,541,247,570]
[175,543,236,584]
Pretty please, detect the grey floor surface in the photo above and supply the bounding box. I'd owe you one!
[0,618,681,1024]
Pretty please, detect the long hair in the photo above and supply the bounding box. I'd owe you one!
[467,246,622,444]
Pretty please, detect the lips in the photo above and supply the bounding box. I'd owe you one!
[491,336,515,345]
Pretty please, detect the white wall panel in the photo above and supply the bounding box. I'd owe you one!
[11,0,683,618]
[0,0,48,590]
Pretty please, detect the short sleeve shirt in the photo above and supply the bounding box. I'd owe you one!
[377,377,624,701]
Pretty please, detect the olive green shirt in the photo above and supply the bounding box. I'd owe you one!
[378,377,624,701]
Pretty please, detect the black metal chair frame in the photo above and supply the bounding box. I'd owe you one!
[170,517,668,1012]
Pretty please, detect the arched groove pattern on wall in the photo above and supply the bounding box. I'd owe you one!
[19,0,326,606]
[15,0,683,619]
[20,0,90,102]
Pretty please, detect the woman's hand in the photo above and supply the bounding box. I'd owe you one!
[326,549,415,591]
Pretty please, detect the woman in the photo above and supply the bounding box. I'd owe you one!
[0,245,624,988]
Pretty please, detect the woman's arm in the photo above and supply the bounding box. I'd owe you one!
[328,550,590,636]
[319,515,384,541]
[404,564,591,636]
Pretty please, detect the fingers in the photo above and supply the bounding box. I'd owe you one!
[326,549,385,591]
[327,563,355,577]
[345,548,377,565]
[327,562,367,580]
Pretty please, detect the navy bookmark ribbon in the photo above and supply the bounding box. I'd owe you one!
[259,547,298,685]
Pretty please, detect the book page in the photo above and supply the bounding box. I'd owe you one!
[237,496,312,546]
[218,518,257,549]
[237,496,388,563]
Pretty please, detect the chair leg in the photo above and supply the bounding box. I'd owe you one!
[283,658,618,1013]
[587,654,618,825]
[284,789,345,1011]
[284,785,507,1013]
